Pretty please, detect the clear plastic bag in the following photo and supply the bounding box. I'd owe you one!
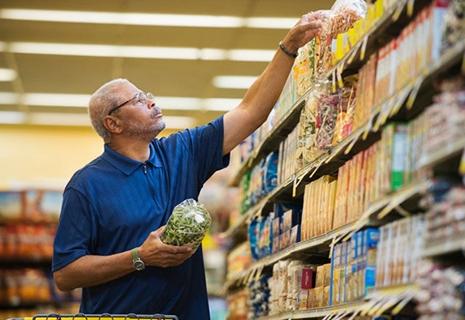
[313,0,367,75]
[160,199,211,249]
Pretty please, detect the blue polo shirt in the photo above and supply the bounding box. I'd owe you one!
[53,116,229,319]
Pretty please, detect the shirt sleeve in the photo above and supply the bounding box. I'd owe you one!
[186,116,230,185]
[52,187,95,272]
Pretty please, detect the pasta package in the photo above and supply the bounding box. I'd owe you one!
[160,199,212,249]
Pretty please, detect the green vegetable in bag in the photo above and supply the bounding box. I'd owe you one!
[160,199,211,249]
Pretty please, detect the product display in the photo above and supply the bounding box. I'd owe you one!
[248,275,271,318]
[267,260,332,315]
[301,175,337,240]
[227,289,249,320]
[376,216,426,288]
[227,243,252,281]
[330,228,380,305]
[160,199,212,249]
[240,152,279,214]
[278,128,299,184]
[226,0,465,319]
[416,261,465,319]
[423,179,465,247]
[0,224,55,260]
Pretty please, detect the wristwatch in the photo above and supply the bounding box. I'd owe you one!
[131,248,145,271]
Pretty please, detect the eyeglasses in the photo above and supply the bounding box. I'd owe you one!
[108,91,154,115]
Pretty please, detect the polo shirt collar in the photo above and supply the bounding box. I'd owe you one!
[102,142,162,176]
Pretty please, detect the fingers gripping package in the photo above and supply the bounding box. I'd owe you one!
[314,0,367,75]
[160,199,211,249]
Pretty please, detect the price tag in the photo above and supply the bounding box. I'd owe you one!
[360,35,369,61]
[347,309,361,320]
[362,115,374,140]
[406,75,424,109]
[375,296,401,316]
[347,42,360,64]
[336,62,344,89]
[407,0,415,17]
[332,69,337,93]
[391,293,413,315]
[459,149,465,175]
[392,1,405,22]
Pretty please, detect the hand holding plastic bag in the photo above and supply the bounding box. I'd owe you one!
[160,199,212,249]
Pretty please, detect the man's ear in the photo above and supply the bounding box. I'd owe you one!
[103,115,123,134]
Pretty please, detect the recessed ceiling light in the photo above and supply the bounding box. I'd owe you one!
[213,76,257,89]
[0,9,297,29]
[0,111,25,124]
[0,68,17,82]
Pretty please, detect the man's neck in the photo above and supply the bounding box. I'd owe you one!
[108,138,151,163]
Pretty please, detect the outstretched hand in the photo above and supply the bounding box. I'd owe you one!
[281,12,324,55]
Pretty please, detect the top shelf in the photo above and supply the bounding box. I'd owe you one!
[229,0,431,187]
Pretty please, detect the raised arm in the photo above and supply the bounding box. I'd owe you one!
[223,13,322,155]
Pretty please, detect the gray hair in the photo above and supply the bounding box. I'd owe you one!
[88,78,130,142]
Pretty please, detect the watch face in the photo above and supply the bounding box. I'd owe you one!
[134,260,145,271]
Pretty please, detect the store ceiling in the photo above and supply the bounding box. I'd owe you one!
[0,0,332,129]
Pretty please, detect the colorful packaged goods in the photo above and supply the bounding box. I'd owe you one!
[441,0,465,52]
[227,289,249,320]
[329,228,380,305]
[416,261,465,318]
[226,242,252,280]
[301,175,337,240]
[248,275,271,318]
[278,127,300,184]
[375,216,426,288]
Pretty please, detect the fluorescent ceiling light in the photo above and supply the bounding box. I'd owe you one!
[228,49,275,62]
[0,92,19,104]
[0,68,17,82]
[0,110,195,129]
[29,112,91,126]
[213,76,257,89]
[163,116,196,129]
[0,111,25,124]
[24,93,90,107]
[245,17,296,29]
[0,92,240,111]
[0,9,297,29]
[0,41,275,62]
[205,98,241,111]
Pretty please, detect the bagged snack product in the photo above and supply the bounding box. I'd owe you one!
[160,199,212,249]
[314,0,367,75]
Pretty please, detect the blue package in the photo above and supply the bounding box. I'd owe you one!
[248,218,260,260]
[263,151,278,194]
[274,202,302,230]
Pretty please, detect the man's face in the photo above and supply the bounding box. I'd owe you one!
[112,82,166,141]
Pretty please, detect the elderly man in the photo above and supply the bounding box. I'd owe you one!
[52,14,321,319]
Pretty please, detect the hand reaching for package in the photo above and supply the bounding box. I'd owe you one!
[280,12,325,56]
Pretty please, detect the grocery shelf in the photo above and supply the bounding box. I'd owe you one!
[221,177,294,239]
[0,302,55,310]
[228,0,434,188]
[0,258,52,268]
[422,235,465,258]
[258,284,416,320]
[229,95,307,187]
[225,180,429,292]
[260,301,366,320]
[418,136,465,169]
